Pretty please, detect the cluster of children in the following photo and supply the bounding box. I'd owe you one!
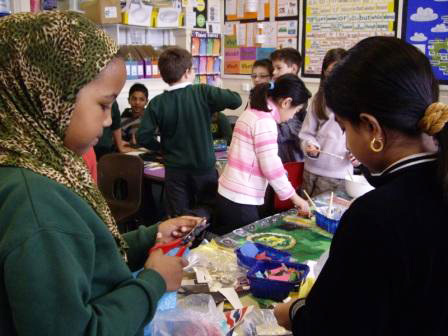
[1,10,448,336]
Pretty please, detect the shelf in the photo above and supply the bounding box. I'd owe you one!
[192,54,221,57]
[100,23,186,30]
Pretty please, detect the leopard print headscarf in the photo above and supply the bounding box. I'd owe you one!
[0,11,128,259]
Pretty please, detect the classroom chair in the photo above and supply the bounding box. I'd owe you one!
[273,162,305,212]
[98,153,144,233]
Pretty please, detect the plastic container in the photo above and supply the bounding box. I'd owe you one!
[345,174,374,199]
[314,209,340,234]
[247,261,309,301]
[235,243,291,269]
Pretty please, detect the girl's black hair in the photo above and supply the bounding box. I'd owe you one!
[324,36,446,195]
[250,74,311,112]
[252,59,273,76]
[313,48,347,120]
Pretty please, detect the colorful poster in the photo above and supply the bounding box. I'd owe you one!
[278,36,298,49]
[240,60,255,74]
[302,0,398,77]
[262,21,277,48]
[277,0,298,17]
[402,0,448,84]
[277,20,297,38]
[225,0,237,15]
[256,47,276,60]
[240,47,257,60]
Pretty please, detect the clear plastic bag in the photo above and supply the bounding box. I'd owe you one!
[185,240,246,291]
[146,294,229,336]
[234,308,292,336]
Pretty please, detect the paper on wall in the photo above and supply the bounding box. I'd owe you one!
[237,0,245,18]
[225,22,237,35]
[208,22,221,34]
[277,20,297,37]
[225,0,236,15]
[245,0,257,12]
[269,0,275,22]
[208,0,220,22]
[185,7,196,28]
[277,0,297,17]
[246,22,255,47]
[237,23,247,46]
[262,21,277,47]
[257,0,265,21]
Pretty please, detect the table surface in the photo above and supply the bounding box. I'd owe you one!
[215,192,350,263]
[143,150,227,182]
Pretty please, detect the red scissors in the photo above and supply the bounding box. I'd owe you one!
[149,219,209,257]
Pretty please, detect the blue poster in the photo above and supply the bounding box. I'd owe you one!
[402,0,448,84]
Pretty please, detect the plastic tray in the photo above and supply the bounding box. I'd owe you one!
[235,243,291,269]
[247,261,309,301]
[315,210,340,234]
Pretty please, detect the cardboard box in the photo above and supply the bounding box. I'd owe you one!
[80,0,121,24]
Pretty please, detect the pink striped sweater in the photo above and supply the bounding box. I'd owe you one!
[218,103,295,205]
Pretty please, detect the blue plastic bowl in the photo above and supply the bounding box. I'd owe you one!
[235,243,291,269]
[247,261,309,301]
[315,210,340,234]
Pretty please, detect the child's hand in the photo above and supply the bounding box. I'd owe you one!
[291,194,310,217]
[117,141,133,153]
[348,153,361,167]
[274,300,295,331]
[158,216,203,243]
[305,144,320,157]
[144,248,188,291]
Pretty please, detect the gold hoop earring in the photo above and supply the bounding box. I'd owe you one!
[370,138,384,153]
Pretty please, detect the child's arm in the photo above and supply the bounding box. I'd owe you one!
[205,85,242,112]
[112,128,132,153]
[299,103,321,158]
[136,105,161,151]
[277,109,305,146]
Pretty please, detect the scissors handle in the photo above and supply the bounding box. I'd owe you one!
[175,245,188,257]
[149,238,182,255]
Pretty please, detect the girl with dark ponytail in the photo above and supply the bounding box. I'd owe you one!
[213,74,311,234]
[275,37,448,335]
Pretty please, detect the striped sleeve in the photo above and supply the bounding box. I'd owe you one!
[253,118,295,200]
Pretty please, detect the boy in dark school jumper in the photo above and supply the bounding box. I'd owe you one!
[137,47,242,218]
[270,48,306,163]
[121,83,149,145]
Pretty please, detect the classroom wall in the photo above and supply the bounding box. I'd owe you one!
[219,0,448,117]
[221,77,448,117]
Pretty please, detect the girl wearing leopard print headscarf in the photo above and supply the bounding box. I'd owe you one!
[0,11,201,335]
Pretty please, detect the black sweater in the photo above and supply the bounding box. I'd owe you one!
[292,153,448,335]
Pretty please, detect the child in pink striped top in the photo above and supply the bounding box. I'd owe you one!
[213,74,310,234]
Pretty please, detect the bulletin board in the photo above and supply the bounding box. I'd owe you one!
[402,0,448,85]
[223,0,300,75]
[301,0,399,78]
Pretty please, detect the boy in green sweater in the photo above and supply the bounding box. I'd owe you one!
[0,12,202,335]
[137,47,242,218]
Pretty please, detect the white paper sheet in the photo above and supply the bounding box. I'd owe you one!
[237,0,245,18]
[225,0,237,15]
[218,288,243,309]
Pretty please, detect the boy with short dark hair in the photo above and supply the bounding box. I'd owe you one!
[270,48,306,164]
[270,48,303,80]
[137,47,242,218]
[121,83,150,145]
